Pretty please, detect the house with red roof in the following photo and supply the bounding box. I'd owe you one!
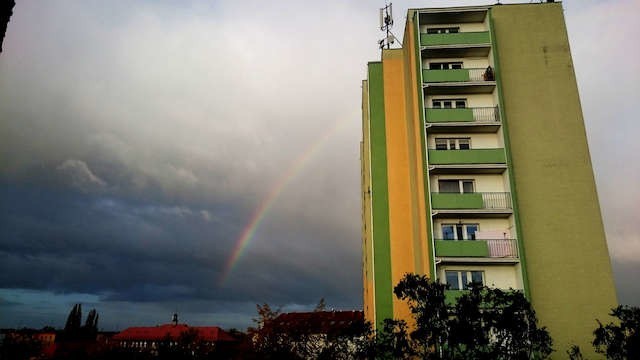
[112,316,236,354]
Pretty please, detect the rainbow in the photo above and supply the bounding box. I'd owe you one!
[218,118,349,285]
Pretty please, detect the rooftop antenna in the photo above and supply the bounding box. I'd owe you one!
[379,2,399,49]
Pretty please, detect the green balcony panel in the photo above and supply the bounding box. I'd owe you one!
[420,31,491,46]
[428,149,506,165]
[435,240,490,257]
[423,69,469,83]
[431,193,484,209]
[426,108,474,123]
[445,290,468,305]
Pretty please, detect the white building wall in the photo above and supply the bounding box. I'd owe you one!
[433,218,513,238]
[439,264,522,290]
[420,22,487,33]
[431,174,506,193]
[427,133,500,149]
[422,57,489,69]
[425,93,496,108]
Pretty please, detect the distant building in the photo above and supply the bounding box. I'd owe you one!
[113,323,235,351]
[262,311,365,358]
[361,1,617,355]
[270,311,364,335]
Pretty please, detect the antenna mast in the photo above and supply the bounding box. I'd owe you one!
[378,2,395,50]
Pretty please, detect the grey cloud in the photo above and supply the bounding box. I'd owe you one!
[56,159,107,192]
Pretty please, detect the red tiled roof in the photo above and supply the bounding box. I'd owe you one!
[113,324,235,342]
[270,311,364,334]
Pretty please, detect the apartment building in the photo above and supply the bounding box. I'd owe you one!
[361,2,617,354]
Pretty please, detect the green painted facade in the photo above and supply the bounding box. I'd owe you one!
[490,3,617,355]
[435,240,489,257]
[487,8,532,302]
[420,31,490,46]
[423,69,470,83]
[367,62,394,326]
[425,108,474,122]
[431,193,484,209]
[428,149,505,165]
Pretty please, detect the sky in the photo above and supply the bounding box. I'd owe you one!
[0,0,638,331]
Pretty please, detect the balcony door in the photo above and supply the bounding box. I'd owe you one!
[442,223,479,240]
[435,137,470,150]
[432,98,467,109]
[438,179,474,193]
[429,62,463,70]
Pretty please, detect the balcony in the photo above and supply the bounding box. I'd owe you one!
[420,31,490,47]
[425,107,501,133]
[426,106,498,123]
[431,192,512,217]
[428,149,505,165]
[423,68,496,95]
[428,149,506,174]
[435,239,519,261]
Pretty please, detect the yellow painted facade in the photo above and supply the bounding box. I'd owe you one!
[361,15,433,326]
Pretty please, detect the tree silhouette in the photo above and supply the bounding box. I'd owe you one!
[593,305,640,360]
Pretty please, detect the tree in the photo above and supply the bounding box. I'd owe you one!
[394,274,450,359]
[391,273,553,360]
[64,303,82,334]
[0,330,43,360]
[593,305,640,360]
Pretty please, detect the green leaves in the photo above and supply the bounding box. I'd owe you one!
[593,305,640,360]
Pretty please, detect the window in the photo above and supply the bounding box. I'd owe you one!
[434,137,471,150]
[429,62,463,70]
[427,27,460,34]
[445,270,485,290]
[432,98,467,109]
[442,223,479,240]
[438,179,475,193]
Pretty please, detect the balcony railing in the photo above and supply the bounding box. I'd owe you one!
[435,239,519,258]
[431,192,512,210]
[426,106,499,123]
[420,31,491,46]
[428,148,506,165]
[423,68,494,83]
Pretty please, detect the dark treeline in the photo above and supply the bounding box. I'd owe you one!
[1,274,638,359]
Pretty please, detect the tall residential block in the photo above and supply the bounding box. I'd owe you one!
[360,2,617,355]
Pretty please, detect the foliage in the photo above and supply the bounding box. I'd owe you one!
[394,273,449,358]
[246,302,370,360]
[593,305,640,360]
[567,345,585,360]
[60,303,100,341]
[362,319,413,360]
[0,330,43,360]
[392,273,553,360]
[156,328,215,360]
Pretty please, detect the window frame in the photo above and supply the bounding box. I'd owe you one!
[431,98,467,109]
[434,137,471,150]
[437,179,476,193]
[426,27,461,34]
[445,270,485,290]
[428,61,464,70]
[441,223,480,240]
